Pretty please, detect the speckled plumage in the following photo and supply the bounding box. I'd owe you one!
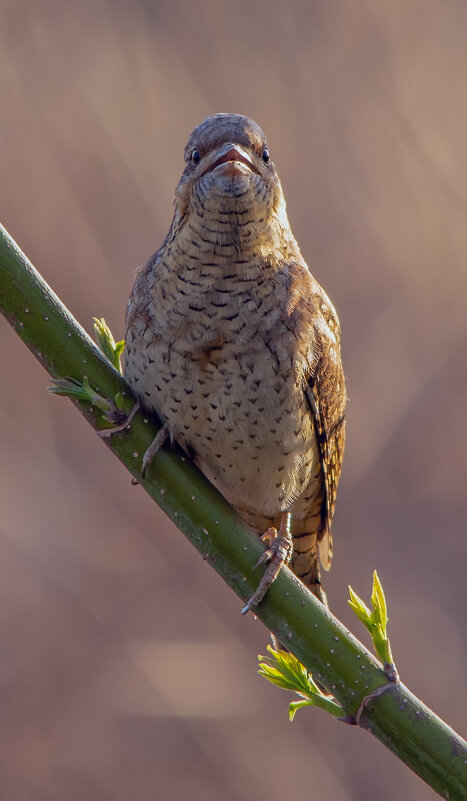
[125,114,346,601]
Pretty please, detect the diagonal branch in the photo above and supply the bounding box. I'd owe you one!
[0,222,465,801]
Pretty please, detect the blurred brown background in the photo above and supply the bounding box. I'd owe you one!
[0,2,466,799]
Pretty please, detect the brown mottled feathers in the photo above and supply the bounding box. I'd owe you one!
[306,341,346,570]
[124,113,346,603]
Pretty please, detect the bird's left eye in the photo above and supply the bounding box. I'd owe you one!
[191,149,201,165]
[262,148,270,164]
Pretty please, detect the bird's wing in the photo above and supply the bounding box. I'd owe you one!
[305,305,346,570]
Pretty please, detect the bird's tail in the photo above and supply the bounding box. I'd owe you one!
[291,528,329,607]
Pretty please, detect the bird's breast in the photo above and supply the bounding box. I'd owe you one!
[126,302,317,519]
[124,240,322,519]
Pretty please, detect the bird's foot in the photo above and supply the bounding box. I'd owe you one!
[242,512,293,615]
[141,423,171,479]
[102,409,170,484]
[101,409,170,486]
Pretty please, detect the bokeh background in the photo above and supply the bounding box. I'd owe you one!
[1,2,466,799]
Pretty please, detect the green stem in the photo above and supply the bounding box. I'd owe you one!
[0,222,465,801]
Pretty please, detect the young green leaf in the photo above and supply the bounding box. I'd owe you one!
[49,376,128,429]
[49,376,113,412]
[93,317,125,373]
[348,586,372,632]
[258,646,345,722]
[348,572,397,680]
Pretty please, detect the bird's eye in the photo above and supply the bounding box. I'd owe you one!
[191,149,201,165]
[262,148,270,164]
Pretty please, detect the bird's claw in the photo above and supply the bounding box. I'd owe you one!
[260,527,277,547]
[242,514,293,615]
[141,423,171,479]
[253,531,278,569]
[253,549,274,569]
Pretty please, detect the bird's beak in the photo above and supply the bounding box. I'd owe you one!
[206,143,260,176]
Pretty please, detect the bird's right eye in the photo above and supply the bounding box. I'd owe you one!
[191,149,201,165]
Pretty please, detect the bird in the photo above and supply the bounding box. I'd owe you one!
[124,113,346,613]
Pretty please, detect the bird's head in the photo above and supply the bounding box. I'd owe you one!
[174,114,289,231]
